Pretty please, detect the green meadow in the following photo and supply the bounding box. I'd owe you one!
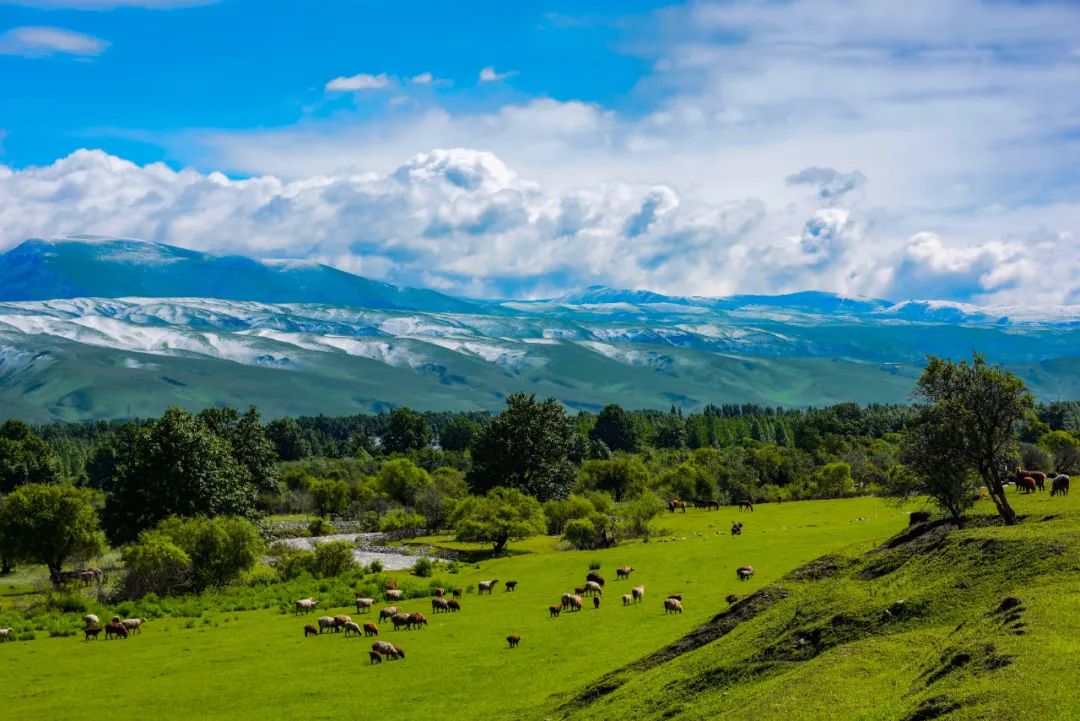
[2,492,1077,721]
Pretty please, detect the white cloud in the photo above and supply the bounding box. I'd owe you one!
[479,66,516,82]
[325,73,390,92]
[410,72,433,85]
[0,26,108,57]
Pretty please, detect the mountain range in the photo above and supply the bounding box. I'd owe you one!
[0,237,1077,422]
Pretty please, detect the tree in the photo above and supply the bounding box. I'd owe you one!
[199,406,280,492]
[101,408,259,544]
[578,458,649,501]
[308,478,351,517]
[653,413,687,449]
[438,417,480,452]
[618,492,666,540]
[905,354,1034,525]
[266,417,311,461]
[590,404,640,453]
[450,487,545,552]
[468,393,576,501]
[309,540,356,578]
[0,484,104,585]
[377,458,433,506]
[815,461,855,498]
[0,420,61,493]
[1039,430,1080,474]
[154,516,263,592]
[379,509,427,537]
[382,408,432,454]
[121,531,193,597]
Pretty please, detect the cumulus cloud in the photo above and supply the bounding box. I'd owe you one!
[888,232,1038,301]
[479,66,516,82]
[325,73,390,92]
[0,26,108,57]
[786,167,867,203]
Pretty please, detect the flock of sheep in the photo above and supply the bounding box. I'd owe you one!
[79,614,146,640]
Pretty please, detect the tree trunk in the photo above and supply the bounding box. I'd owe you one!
[48,563,64,588]
[493,535,509,553]
[985,472,1019,525]
[0,560,12,575]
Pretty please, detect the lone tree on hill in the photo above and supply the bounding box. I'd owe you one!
[0,483,105,585]
[899,353,1034,525]
[450,486,545,553]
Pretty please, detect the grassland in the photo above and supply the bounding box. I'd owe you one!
[1,493,1077,720]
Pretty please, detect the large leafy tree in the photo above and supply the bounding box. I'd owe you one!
[901,354,1034,525]
[382,407,432,454]
[1039,430,1080,474]
[589,404,641,453]
[468,393,576,501]
[198,406,279,491]
[102,408,259,544]
[0,420,61,493]
[450,487,545,552]
[0,483,105,585]
[265,417,311,461]
[438,417,481,452]
[577,458,649,501]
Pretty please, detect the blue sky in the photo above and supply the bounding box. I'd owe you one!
[1,0,1079,305]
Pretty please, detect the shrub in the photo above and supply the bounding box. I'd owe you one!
[588,560,601,571]
[310,540,356,578]
[368,559,384,574]
[379,509,427,539]
[308,518,334,536]
[268,543,314,581]
[413,557,434,578]
[48,591,88,614]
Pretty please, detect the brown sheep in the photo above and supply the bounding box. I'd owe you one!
[389,645,405,660]
[725,594,741,605]
[505,580,518,592]
[447,599,461,612]
[434,587,445,597]
[303,624,318,637]
[363,622,379,637]
[593,596,601,609]
[1016,467,1047,492]
[507,635,521,648]
[622,594,632,606]
[1018,476,1037,494]
[478,579,499,596]
[737,565,755,581]
[574,585,587,596]
[378,606,400,623]
[586,571,605,587]
[104,622,128,640]
[407,612,428,630]
[664,598,684,614]
[631,585,645,603]
[549,604,562,618]
[83,627,101,641]
[369,650,383,664]
[452,588,463,599]
[333,615,352,631]
[616,566,634,580]
[739,500,754,512]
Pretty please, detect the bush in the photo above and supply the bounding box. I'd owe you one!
[268,543,314,581]
[310,540,356,578]
[368,559,384,574]
[379,509,427,539]
[308,518,334,536]
[413,557,434,577]
[122,530,193,597]
[48,591,88,614]
[588,560,601,571]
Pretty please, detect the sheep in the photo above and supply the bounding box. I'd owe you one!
[585,571,605,587]
[84,613,100,627]
[507,635,521,648]
[432,597,450,613]
[561,592,574,610]
[343,622,362,637]
[593,596,601,609]
[389,645,406,660]
[386,589,404,601]
[725,594,741,605]
[666,594,683,602]
[549,604,562,618]
[294,598,318,615]
[616,566,634,580]
[708,499,720,510]
[622,594,632,606]
[1016,467,1047,492]
[0,628,13,641]
[391,612,412,631]
[317,616,337,634]
[567,595,583,612]
[447,600,461,612]
[372,641,396,656]
[407,612,428,630]
[584,581,603,596]
[739,500,754,512]
[737,565,755,581]
[333,615,352,631]
[1052,474,1071,496]
[574,585,587,596]
[379,606,400,623]
[363,622,379,637]
[83,627,101,641]
[354,597,376,613]
[104,623,128,640]
[121,617,147,634]
[434,587,445,597]
[631,586,645,603]
[452,588,463,599]
[1018,476,1037,494]
[478,579,499,596]
[369,650,383,664]
[664,598,684,614]
[303,624,319,637]
[505,580,518,592]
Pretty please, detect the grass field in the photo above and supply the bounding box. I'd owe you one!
[1,493,1076,720]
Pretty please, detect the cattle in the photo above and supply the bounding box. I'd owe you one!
[908,511,931,526]
[452,588,463,599]
[294,598,318,615]
[121,617,147,634]
[432,597,450,613]
[303,624,319,637]
[317,616,337,634]
[354,597,376,614]
[343,622,362,637]
[1052,474,1071,497]
[84,614,100,627]
[668,499,688,514]
[1016,467,1047,492]
[549,604,562,618]
[379,606,400,624]
[386,589,404,601]
[407,613,428,630]
[584,581,603,597]
[369,650,383,664]
[739,500,754,512]
[447,599,461,612]
[478,579,498,596]
[664,598,684,614]
[622,594,632,606]
[737,565,755,581]
[631,586,645,603]
[83,627,101,641]
[616,566,634,580]
[1018,476,1037,494]
[104,623,128,640]
[0,628,13,641]
[593,596,601,609]
[507,635,521,648]
[585,572,605,587]
[504,580,518,592]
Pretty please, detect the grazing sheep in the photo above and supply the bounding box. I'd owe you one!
[343,621,362,637]
[549,604,562,618]
[505,580,518,592]
[561,592,574,610]
[622,594,632,606]
[406,612,428,630]
[372,641,396,656]
[379,606,400,623]
[363,622,379,636]
[585,572,605,587]
[294,598,318,615]
[432,597,450,613]
[391,613,412,631]
[574,585,587,596]
[354,597,375,613]
[121,618,147,634]
[389,645,405,660]
[447,599,461,612]
[739,500,754,512]
[434,587,445,597]
[584,581,603,596]
[664,598,684,614]
[1018,476,1037,494]
[452,588,463,599]
[386,589,404,601]
[333,615,352,632]
[737,565,755,581]
[104,623,128,640]
[616,566,634,580]
[1052,474,1071,497]
[369,650,383,664]
[708,499,720,510]
[478,579,499,596]
[908,511,931,526]
[0,628,13,641]
[84,614,100,627]
[507,635,521,648]
[631,586,645,603]
[593,596,601,609]
[317,616,337,634]
[304,624,319,637]
[725,594,741,605]
[668,499,688,513]
[83,627,101,641]
[1016,467,1047,492]
[567,595,583,612]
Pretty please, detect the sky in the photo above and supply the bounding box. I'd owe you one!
[1,0,1079,305]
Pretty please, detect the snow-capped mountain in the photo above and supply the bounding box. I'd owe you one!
[0,237,1077,422]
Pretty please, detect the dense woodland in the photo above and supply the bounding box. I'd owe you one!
[1,356,1079,600]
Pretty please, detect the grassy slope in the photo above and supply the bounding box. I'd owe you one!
[549,492,1080,721]
[0,497,901,720]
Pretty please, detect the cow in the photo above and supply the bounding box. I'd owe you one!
[616,566,634,580]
